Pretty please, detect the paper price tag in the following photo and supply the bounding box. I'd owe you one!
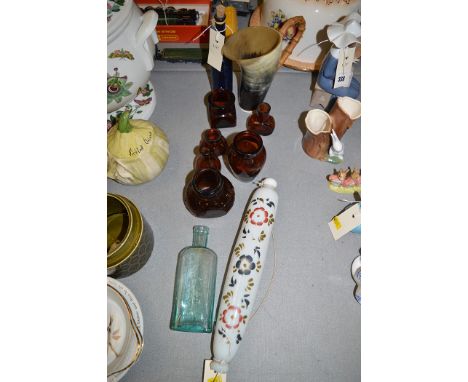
[207,28,225,71]
[328,203,361,240]
[333,47,355,89]
[203,360,227,382]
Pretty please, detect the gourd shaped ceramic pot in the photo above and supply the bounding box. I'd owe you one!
[107,0,159,112]
[250,0,360,71]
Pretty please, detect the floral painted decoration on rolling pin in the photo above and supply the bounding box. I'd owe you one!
[211,178,278,374]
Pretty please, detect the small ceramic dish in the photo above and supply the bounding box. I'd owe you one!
[107,277,144,381]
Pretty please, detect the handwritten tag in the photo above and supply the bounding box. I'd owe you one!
[328,203,361,240]
[203,360,227,382]
[333,47,355,89]
[208,28,224,71]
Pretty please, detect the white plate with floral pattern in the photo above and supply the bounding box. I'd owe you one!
[107,277,144,381]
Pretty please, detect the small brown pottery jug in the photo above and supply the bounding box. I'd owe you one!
[302,109,333,160]
[199,128,228,157]
[184,168,235,218]
[328,96,361,139]
[247,102,275,136]
[228,130,267,182]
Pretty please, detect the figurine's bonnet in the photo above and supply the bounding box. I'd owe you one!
[327,12,361,49]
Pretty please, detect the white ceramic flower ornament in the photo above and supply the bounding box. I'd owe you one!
[327,12,361,49]
[210,178,278,374]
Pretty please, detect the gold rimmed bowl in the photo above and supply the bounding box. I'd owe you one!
[107,277,144,381]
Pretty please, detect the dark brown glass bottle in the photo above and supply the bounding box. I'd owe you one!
[199,128,228,157]
[183,168,235,218]
[208,88,236,129]
[194,146,221,171]
[247,102,275,136]
[227,131,267,182]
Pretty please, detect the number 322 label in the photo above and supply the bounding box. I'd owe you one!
[333,46,355,89]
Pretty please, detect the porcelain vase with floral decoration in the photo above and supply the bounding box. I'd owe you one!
[107,0,159,113]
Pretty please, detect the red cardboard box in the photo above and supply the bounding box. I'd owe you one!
[135,0,212,45]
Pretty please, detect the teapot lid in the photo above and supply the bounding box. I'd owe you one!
[107,0,133,36]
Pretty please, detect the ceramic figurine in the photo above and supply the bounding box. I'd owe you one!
[211,4,233,91]
[247,102,275,136]
[228,131,267,182]
[351,255,361,304]
[326,129,344,164]
[327,168,361,193]
[211,178,278,374]
[170,226,218,333]
[249,0,360,71]
[317,12,361,100]
[107,0,159,113]
[222,21,305,111]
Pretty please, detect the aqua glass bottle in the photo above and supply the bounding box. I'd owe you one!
[170,226,217,333]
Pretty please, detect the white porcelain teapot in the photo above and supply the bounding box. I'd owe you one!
[107,0,158,113]
[250,0,360,71]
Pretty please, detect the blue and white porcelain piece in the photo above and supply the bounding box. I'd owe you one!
[317,12,361,100]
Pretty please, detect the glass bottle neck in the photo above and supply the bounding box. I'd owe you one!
[192,169,224,198]
[257,111,269,122]
[192,226,209,247]
[233,131,263,158]
[256,103,271,122]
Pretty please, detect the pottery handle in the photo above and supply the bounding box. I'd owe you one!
[136,10,159,70]
[136,10,159,45]
[278,16,306,68]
